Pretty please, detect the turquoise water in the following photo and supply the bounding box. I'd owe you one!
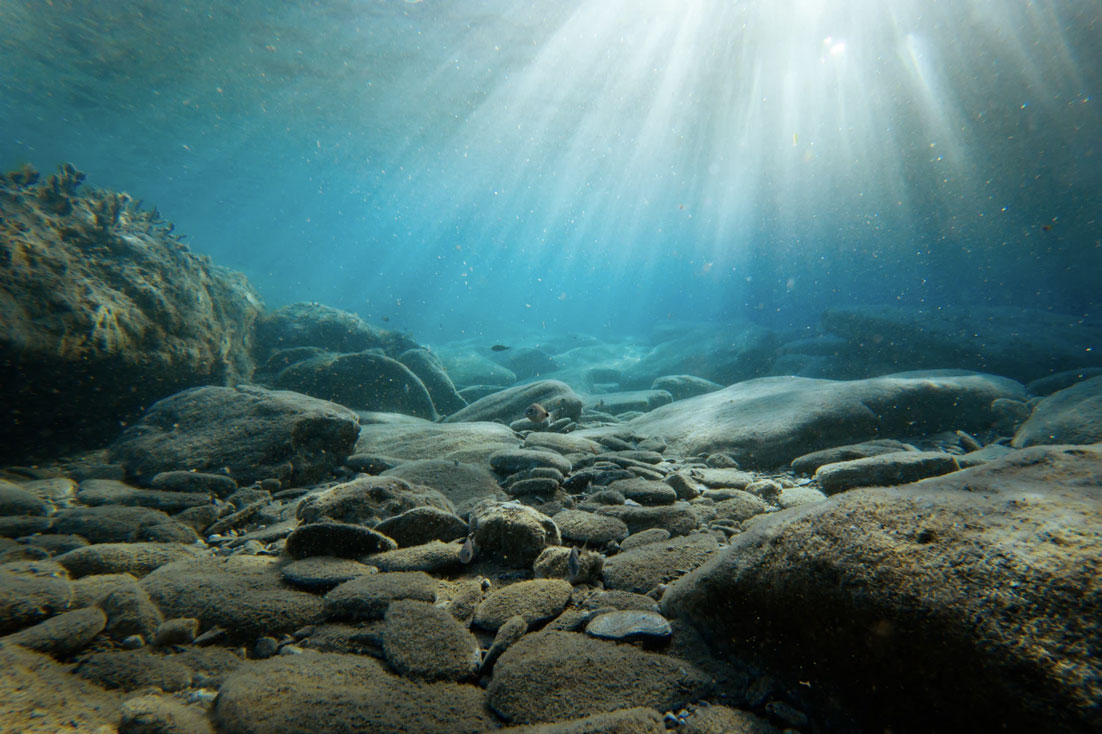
[1,0,1098,342]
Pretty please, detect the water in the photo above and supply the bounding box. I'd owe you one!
[2,0,1098,344]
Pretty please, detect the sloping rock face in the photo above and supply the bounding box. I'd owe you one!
[820,305,1102,383]
[108,385,360,485]
[254,302,418,361]
[623,320,781,388]
[0,165,263,460]
[624,370,1025,468]
[1013,375,1102,448]
[662,444,1102,733]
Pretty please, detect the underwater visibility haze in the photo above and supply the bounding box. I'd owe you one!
[2,0,1098,340]
[2,2,1102,734]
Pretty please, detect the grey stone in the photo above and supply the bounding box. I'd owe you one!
[280,556,377,592]
[75,649,192,692]
[0,565,73,634]
[607,478,677,506]
[0,482,50,516]
[1,606,106,657]
[622,371,1025,469]
[651,374,724,401]
[553,509,630,545]
[815,450,962,494]
[381,460,507,515]
[585,610,672,643]
[276,350,438,419]
[369,540,464,574]
[150,470,238,496]
[790,439,917,475]
[594,503,700,537]
[119,692,215,734]
[285,521,397,559]
[585,390,673,416]
[444,379,583,424]
[469,502,561,568]
[151,618,199,647]
[296,475,454,525]
[373,506,468,547]
[254,302,418,359]
[399,348,468,416]
[108,385,360,486]
[602,533,720,594]
[491,448,573,476]
[77,479,211,513]
[1012,375,1102,448]
[56,542,205,579]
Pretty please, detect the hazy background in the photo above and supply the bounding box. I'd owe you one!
[1,0,1098,343]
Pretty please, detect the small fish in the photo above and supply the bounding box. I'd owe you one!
[491,344,511,351]
[525,403,549,423]
[567,546,581,580]
[459,536,478,564]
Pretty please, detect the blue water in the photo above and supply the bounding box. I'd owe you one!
[2,0,1098,344]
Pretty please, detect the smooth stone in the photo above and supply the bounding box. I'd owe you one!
[507,477,561,496]
[620,372,1025,469]
[77,478,211,512]
[585,610,673,643]
[790,439,917,475]
[775,486,829,509]
[584,390,673,416]
[553,509,630,545]
[524,432,604,455]
[652,374,723,401]
[1,606,107,657]
[296,475,454,525]
[0,516,53,538]
[368,540,464,574]
[444,379,583,425]
[381,460,507,516]
[53,506,198,544]
[357,420,522,466]
[280,556,377,592]
[399,347,468,416]
[108,384,360,486]
[213,651,494,734]
[710,491,770,523]
[76,649,193,692]
[254,302,419,358]
[1012,375,1102,448]
[490,449,573,476]
[480,614,527,676]
[815,451,961,494]
[373,506,468,547]
[577,589,661,614]
[607,478,677,506]
[487,630,711,724]
[0,482,50,516]
[0,566,73,635]
[615,528,671,552]
[99,581,165,641]
[382,599,481,681]
[533,547,603,585]
[151,618,199,647]
[150,470,237,497]
[141,556,326,641]
[56,542,205,579]
[593,503,700,537]
[687,468,755,489]
[284,521,397,559]
[474,579,572,631]
[1027,368,1102,396]
[324,570,437,621]
[602,533,720,594]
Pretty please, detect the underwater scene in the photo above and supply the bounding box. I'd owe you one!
[0,1,1100,732]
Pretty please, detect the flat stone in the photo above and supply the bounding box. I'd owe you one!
[0,482,50,516]
[602,533,720,594]
[444,380,583,425]
[374,506,468,547]
[815,451,961,494]
[150,470,238,496]
[325,570,437,621]
[281,556,377,592]
[594,503,700,537]
[285,521,397,559]
[585,610,672,643]
[357,420,522,466]
[75,649,193,692]
[710,491,770,523]
[488,630,711,724]
[474,579,572,631]
[369,540,464,574]
[77,478,211,513]
[1,606,106,657]
[790,439,917,475]
[1013,375,1102,448]
[553,509,630,545]
[296,475,454,526]
[0,566,73,635]
[607,478,677,506]
[490,449,573,476]
[213,651,493,734]
[56,542,205,579]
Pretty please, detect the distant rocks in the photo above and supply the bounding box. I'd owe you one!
[255,302,418,360]
[275,351,438,419]
[624,371,1025,468]
[1012,375,1102,448]
[108,385,360,486]
[0,165,262,461]
[444,379,583,425]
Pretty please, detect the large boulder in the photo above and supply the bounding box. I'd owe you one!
[622,320,781,388]
[399,348,468,416]
[1013,375,1102,448]
[622,370,1025,468]
[275,351,438,419]
[661,444,1102,733]
[820,305,1102,382]
[444,380,583,424]
[254,302,418,360]
[0,165,262,460]
[108,385,360,485]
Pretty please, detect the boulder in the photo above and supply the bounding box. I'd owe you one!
[399,348,468,416]
[1012,375,1102,448]
[661,444,1102,733]
[488,630,711,724]
[820,305,1102,383]
[296,475,454,525]
[814,451,962,494]
[382,599,481,681]
[651,374,723,401]
[474,579,573,631]
[444,380,583,424]
[276,350,438,419]
[469,502,561,568]
[624,371,1025,469]
[357,420,522,467]
[108,385,360,486]
[490,347,560,380]
[0,165,262,461]
[254,302,418,360]
[381,460,508,516]
[214,651,493,734]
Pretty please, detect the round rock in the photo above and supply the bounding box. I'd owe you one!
[285,522,397,560]
[281,556,378,592]
[474,579,572,631]
[489,449,572,476]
